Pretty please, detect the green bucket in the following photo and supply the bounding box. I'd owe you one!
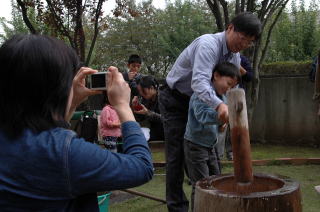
[98,193,111,212]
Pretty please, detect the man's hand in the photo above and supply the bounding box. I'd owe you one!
[240,65,247,76]
[216,103,229,124]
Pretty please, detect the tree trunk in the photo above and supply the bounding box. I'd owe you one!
[247,74,260,123]
[206,0,224,31]
[16,0,37,34]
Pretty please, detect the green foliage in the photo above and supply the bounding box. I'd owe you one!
[91,0,216,78]
[0,0,75,44]
[260,60,311,75]
[266,0,320,62]
[4,0,319,69]
[156,0,216,63]
[91,1,165,76]
[0,0,30,43]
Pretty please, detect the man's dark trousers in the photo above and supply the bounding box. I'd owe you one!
[158,84,190,212]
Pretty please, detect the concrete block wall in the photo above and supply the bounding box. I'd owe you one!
[250,75,320,146]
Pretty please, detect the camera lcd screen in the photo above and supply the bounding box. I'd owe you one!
[90,72,106,90]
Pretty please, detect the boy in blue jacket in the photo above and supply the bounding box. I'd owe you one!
[184,62,240,211]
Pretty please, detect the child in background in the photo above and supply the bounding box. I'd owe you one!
[100,92,121,152]
[122,54,143,97]
[184,62,240,211]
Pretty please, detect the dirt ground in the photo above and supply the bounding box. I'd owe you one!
[109,190,136,205]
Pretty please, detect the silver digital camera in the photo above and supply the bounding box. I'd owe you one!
[88,72,107,90]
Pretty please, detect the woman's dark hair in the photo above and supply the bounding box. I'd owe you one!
[212,62,241,83]
[0,34,80,139]
[136,75,159,90]
[230,12,262,39]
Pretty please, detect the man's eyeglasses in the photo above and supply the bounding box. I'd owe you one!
[236,31,255,47]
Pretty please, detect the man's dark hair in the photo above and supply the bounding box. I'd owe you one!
[128,54,142,64]
[136,75,159,90]
[213,62,241,83]
[0,34,80,139]
[230,12,262,39]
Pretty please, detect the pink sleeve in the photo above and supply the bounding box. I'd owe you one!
[100,107,113,127]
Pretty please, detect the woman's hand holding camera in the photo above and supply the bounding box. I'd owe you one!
[72,67,102,106]
[107,66,135,123]
[66,66,135,123]
[66,67,102,121]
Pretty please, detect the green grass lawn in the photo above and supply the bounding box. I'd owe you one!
[250,143,320,160]
[151,143,320,162]
[110,144,320,212]
[110,165,320,212]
